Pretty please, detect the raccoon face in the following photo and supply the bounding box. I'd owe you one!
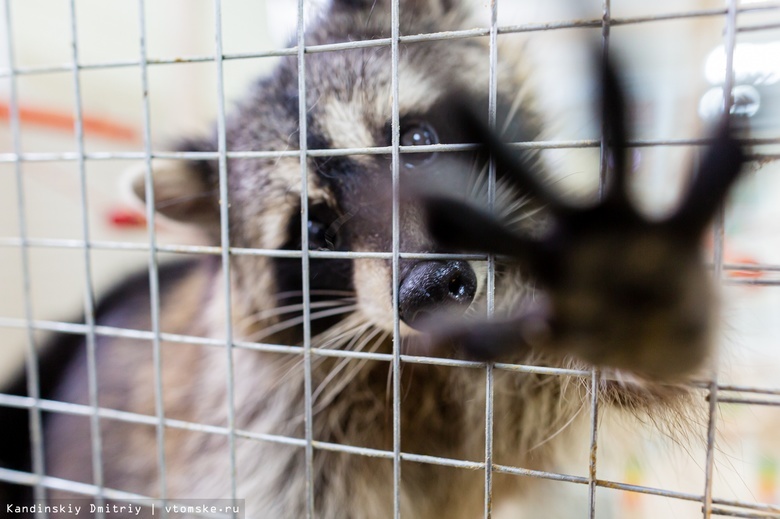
[132,0,541,344]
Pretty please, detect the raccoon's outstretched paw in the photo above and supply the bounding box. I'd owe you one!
[418,56,745,379]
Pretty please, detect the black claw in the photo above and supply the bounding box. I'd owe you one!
[665,122,745,238]
[599,52,631,209]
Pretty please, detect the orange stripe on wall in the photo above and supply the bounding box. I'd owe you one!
[0,101,139,143]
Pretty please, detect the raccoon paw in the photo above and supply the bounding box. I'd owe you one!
[419,56,745,380]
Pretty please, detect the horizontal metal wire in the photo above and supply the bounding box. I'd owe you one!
[0,238,488,261]
[702,501,779,517]
[723,279,780,287]
[0,236,778,274]
[722,264,780,273]
[0,316,549,374]
[0,392,308,448]
[718,384,780,396]
[710,507,780,519]
[726,510,780,519]
[493,464,780,516]
[708,396,780,407]
[0,466,150,502]
[2,2,779,79]
[2,238,779,288]
[3,135,780,165]
[737,22,780,32]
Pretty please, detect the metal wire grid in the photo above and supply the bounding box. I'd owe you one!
[0,1,779,518]
[706,3,738,517]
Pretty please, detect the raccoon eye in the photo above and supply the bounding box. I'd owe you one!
[307,205,341,251]
[400,121,438,168]
[308,219,329,249]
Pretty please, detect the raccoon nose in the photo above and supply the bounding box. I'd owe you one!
[399,261,477,330]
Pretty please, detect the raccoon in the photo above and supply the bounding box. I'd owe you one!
[0,0,738,517]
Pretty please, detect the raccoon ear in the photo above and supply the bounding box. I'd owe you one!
[126,150,218,228]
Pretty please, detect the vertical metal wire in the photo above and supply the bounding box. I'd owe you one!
[587,366,600,519]
[598,0,612,199]
[390,0,402,517]
[3,1,48,514]
[483,1,499,517]
[703,2,738,517]
[136,0,168,509]
[67,2,105,516]
[295,0,316,516]
[589,1,612,516]
[212,0,239,507]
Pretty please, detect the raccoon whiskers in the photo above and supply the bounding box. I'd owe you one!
[303,329,374,405]
[503,199,543,226]
[237,297,357,330]
[465,161,489,201]
[315,313,375,350]
[275,289,357,299]
[242,303,360,343]
[248,313,374,396]
[261,311,388,416]
[312,327,390,413]
[527,399,586,452]
[500,81,529,137]
[465,161,538,228]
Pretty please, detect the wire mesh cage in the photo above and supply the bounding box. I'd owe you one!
[0,0,779,518]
